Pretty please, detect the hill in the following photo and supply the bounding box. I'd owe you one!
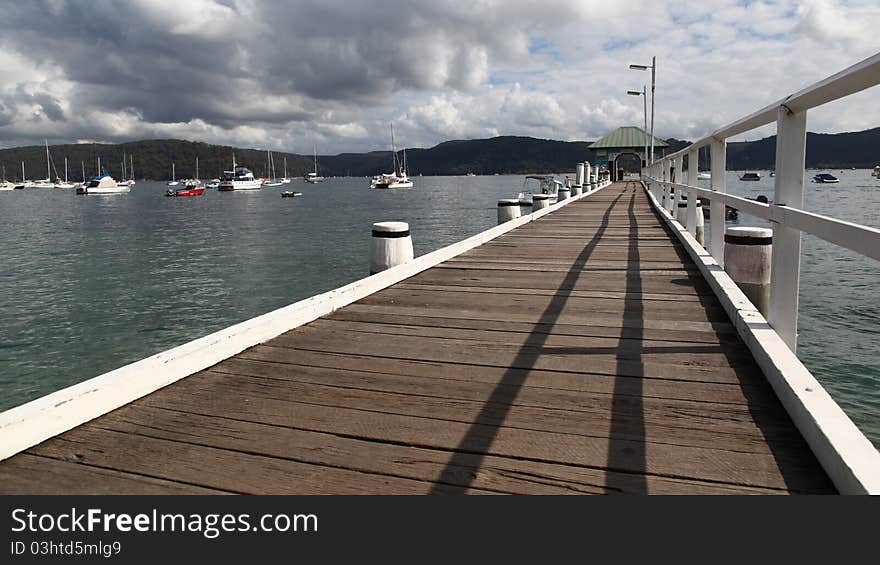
[0,128,877,181]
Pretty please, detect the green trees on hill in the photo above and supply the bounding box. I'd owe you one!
[1,128,876,181]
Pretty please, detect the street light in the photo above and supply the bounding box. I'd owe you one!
[629,56,656,164]
[627,87,648,176]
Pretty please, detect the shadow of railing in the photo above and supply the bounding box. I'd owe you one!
[605,184,647,493]
[428,186,627,494]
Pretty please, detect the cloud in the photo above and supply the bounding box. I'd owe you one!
[0,0,877,153]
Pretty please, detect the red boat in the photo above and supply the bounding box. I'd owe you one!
[166,186,205,197]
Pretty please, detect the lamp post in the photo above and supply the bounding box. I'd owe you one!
[627,86,648,176]
[629,56,656,164]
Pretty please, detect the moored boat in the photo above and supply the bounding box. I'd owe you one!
[517,174,562,204]
[166,186,205,197]
[76,173,130,195]
[369,124,413,189]
[281,191,303,198]
[739,172,761,181]
[218,154,262,191]
[812,172,839,183]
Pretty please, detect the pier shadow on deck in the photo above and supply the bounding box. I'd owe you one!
[0,182,836,495]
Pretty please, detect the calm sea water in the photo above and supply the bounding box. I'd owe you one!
[1,172,877,447]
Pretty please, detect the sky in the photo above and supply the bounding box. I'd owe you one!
[0,0,878,154]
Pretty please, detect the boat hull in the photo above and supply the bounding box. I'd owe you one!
[78,186,131,195]
[218,180,263,191]
[167,187,205,197]
[370,181,413,189]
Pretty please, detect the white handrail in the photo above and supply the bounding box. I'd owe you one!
[662,52,880,162]
[640,52,880,494]
[653,180,880,262]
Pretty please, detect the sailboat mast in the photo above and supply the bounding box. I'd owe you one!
[390,123,397,174]
[45,140,50,180]
[130,155,134,180]
[81,161,85,182]
[64,157,68,182]
[196,156,199,179]
[313,145,317,175]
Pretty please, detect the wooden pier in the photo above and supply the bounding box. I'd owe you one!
[0,181,835,494]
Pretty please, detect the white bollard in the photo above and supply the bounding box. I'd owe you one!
[584,162,591,188]
[557,187,571,201]
[576,163,585,187]
[518,196,532,215]
[694,198,705,246]
[531,194,551,210]
[497,199,521,224]
[724,227,772,316]
[370,221,413,274]
[571,184,582,196]
[676,193,688,223]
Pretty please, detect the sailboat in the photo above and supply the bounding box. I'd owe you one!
[0,165,14,190]
[31,140,56,188]
[304,145,324,183]
[168,157,205,196]
[118,154,136,187]
[263,148,283,186]
[15,161,32,189]
[54,157,77,188]
[167,163,179,186]
[370,124,413,189]
[281,156,292,184]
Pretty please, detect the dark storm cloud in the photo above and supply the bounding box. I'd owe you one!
[0,1,877,152]
[0,0,526,125]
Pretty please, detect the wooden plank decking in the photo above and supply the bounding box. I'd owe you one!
[0,182,835,494]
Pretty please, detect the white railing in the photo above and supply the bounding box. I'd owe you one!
[644,51,880,353]
[642,53,880,494]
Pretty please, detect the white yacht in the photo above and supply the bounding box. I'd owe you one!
[281,157,292,184]
[304,146,324,183]
[76,173,130,195]
[54,157,77,188]
[167,163,179,186]
[219,154,262,191]
[370,124,413,189]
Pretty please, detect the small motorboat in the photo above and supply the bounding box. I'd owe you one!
[739,172,761,181]
[205,179,220,189]
[77,173,130,195]
[812,173,839,184]
[697,172,711,180]
[281,191,302,198]
[872,166,880,178]
[166,186,205,197]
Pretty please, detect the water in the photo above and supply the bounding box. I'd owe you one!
[1,172,878,448]
[699,170,880,448]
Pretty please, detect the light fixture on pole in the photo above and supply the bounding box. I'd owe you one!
[627,86,648,176]
[629,56,656,164]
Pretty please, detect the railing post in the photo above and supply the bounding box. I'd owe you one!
[710,138,726,267]
[769,106,807,352]
[686,150,698,236]
[661,161,669,211]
